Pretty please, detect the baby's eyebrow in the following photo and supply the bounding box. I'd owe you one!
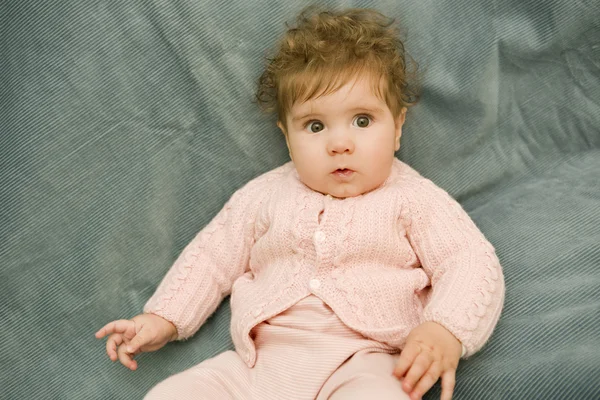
[292,106,383,122]
[292,113,321,122]
[347,106,384,114]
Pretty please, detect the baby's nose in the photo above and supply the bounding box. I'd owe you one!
[327,132,355,155]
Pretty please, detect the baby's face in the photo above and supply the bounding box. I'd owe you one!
[280,76,405,198]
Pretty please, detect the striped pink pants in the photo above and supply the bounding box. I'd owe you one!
[145,295,410,399]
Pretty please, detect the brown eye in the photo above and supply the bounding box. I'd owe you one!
[354,115,370,128]
[308,121,324,133]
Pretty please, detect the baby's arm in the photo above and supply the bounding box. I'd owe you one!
[95,166,283,368]
[400,176,505,355]
[395,176,505,399]
[143,171,278,340]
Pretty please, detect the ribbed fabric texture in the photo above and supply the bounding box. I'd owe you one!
[144,295,407,399]
[144,159,504,366]
[2,1,599,399]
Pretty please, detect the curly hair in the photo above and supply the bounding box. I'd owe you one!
[256,6,420,127]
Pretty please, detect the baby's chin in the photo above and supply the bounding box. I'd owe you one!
[299,173,386,199]
[312,182,372,199]
[326,186,363,199]
[326,179,389,199]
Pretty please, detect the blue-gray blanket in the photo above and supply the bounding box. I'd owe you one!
[1,0,599,398]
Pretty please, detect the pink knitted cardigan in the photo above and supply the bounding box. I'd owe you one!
[144,158,505,367]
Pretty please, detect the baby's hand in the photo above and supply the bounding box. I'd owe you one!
[393,321,462,400]
[95,313,178,370]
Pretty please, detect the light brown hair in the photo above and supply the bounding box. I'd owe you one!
[255,6,420,128]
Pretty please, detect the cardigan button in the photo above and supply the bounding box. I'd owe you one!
[314,231,326,242]
[309,278,321,290]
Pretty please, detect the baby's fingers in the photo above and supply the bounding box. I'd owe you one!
[126,326,152,354]
[402,351,434,395]
[394,342,420,379]
[95,319,135,339]
[117,341,137,371]
[106,333,124,361]
[441,369,456,400]
[410,361,442,400]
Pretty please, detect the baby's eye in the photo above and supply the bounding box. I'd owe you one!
[353,115,371,128]
[307,121,324,133]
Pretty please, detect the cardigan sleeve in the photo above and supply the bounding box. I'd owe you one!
[143,167,283,340]
[400,176,505,357]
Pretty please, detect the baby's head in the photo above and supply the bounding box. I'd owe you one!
[256,7,419,198]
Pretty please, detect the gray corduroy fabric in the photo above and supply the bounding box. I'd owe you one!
[1,0,599,398]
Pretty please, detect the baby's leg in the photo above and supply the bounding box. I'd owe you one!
[144,351,250,400]
[318,350,410,400]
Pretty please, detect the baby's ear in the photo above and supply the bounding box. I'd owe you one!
[394,108,407,151]
[278,121,294,160]
[396,107,407,126]
[277,121,287,135]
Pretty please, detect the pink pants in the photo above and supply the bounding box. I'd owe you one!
[145,295,410,399]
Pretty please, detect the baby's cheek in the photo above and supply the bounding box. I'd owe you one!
[298,164,327,192]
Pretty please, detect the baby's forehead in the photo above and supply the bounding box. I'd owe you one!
[290,78,388,114]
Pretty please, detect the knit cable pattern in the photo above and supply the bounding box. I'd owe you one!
[145,159,504,360]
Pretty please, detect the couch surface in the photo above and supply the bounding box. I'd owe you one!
[1,0,599,398]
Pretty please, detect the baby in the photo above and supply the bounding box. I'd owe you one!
[95,7,505,400]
